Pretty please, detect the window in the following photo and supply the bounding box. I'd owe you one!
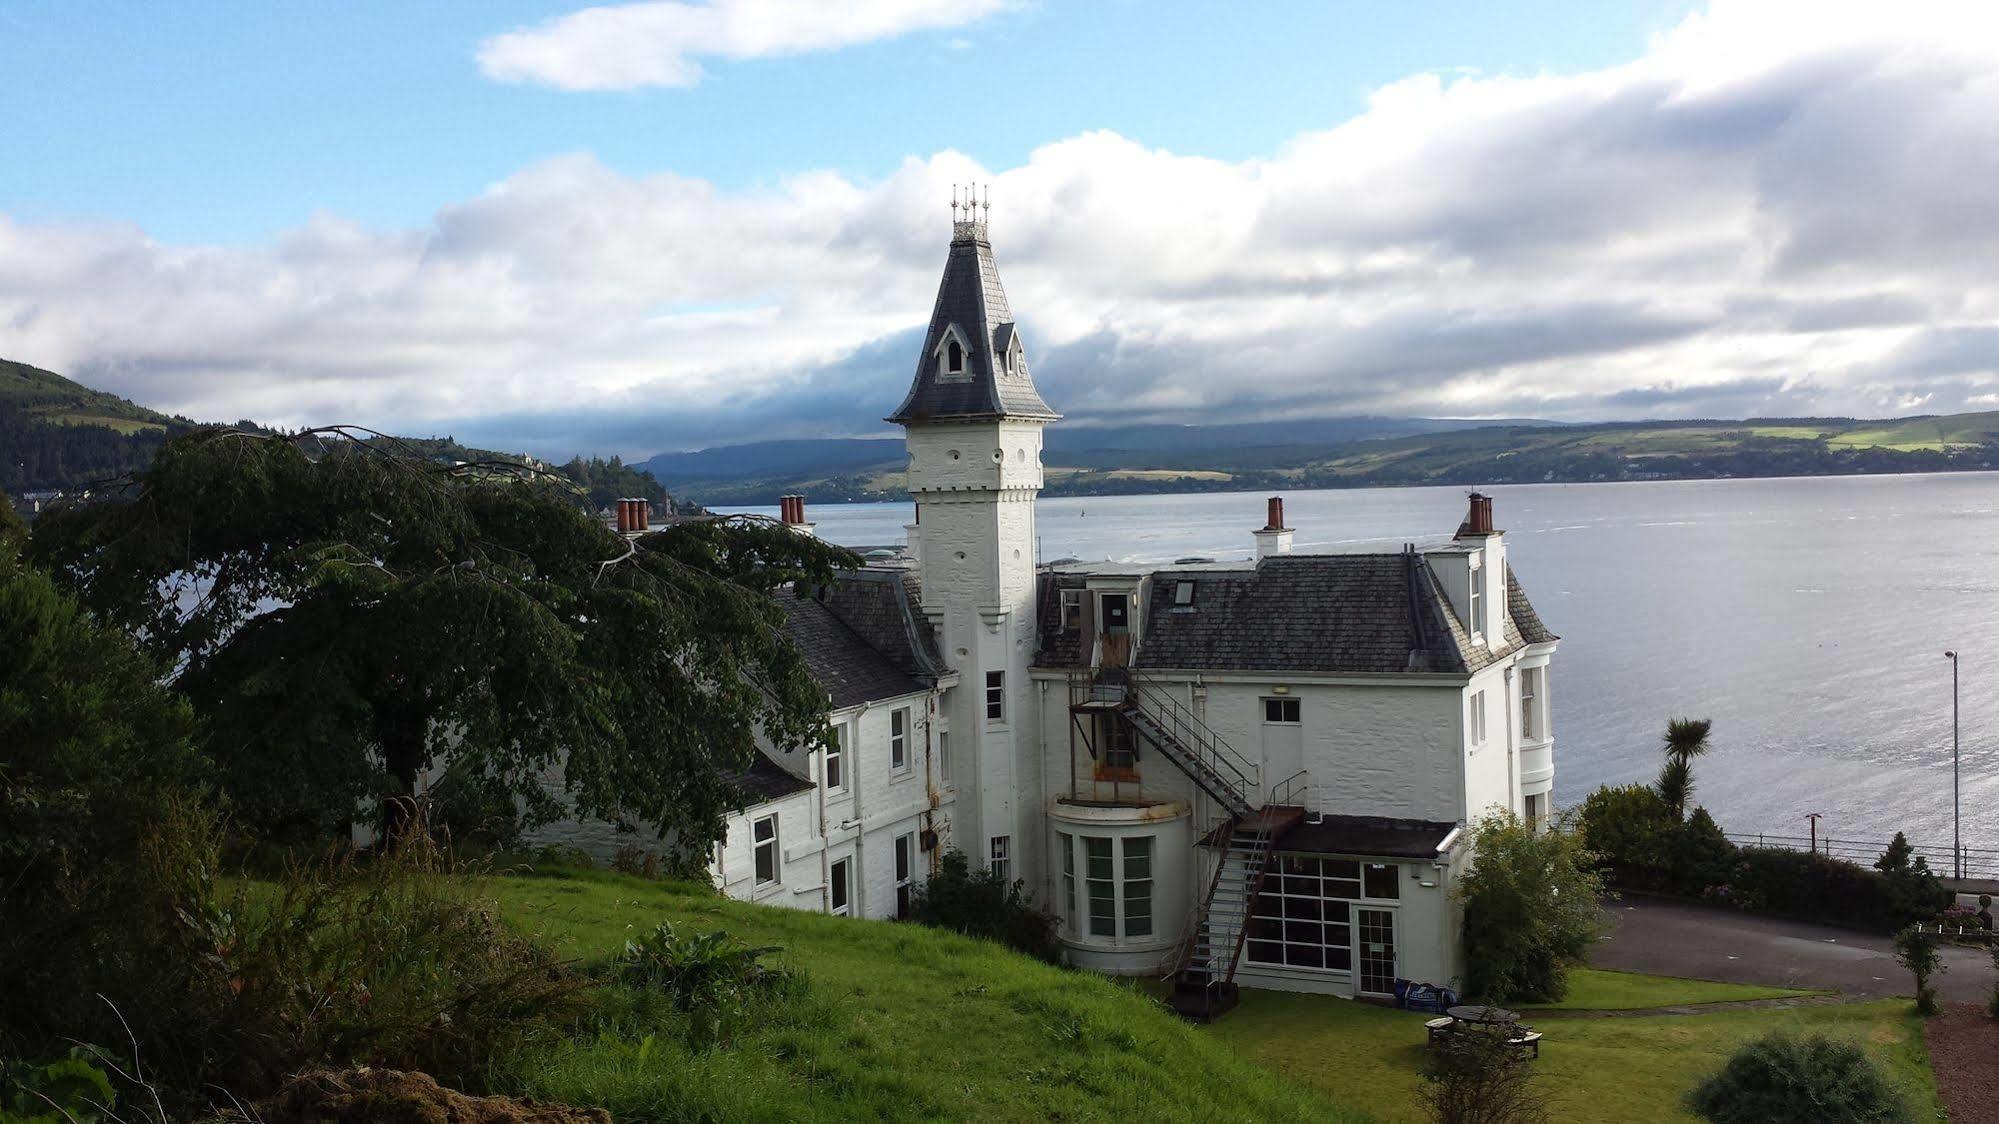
[1103,717,1137,770]
[1173,580,1195,607]
[1520,667,1540,740]
[894,833,915,918]
[825,723,846,792]
[1524,793,1545,832]
[946,339,964,373]
[830,857,851,915]
[1469,690,1487,746]
[989,835,1011,882]
[1124,837,1153,937]
[1085,837,1116,937]
[1059,588,1083,631]
[937,729,950,786]
[985,671,1005,722]
[890,708,910,771]
[1059,831,1076,926]
[753,815,778,887]
[1264,697,1301,724]
[1065,835,1156,940]
[1468,563,1486,637]
[1245,856,1400,973]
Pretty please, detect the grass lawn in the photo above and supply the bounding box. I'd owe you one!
[483,866,1361,1123]
[1204,988,1940,1123]
[1520,967,1819,1010]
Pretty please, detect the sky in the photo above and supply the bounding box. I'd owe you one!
[3,0,1998,460]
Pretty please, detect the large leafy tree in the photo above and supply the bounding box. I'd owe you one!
[30,428,855,844]
[1457,810,1606,1003]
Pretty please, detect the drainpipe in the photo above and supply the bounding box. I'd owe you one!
[851,701,872,917]
[1504,666,1518,815]
[818,717,833,915]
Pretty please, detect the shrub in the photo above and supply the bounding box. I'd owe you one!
[1417,1026,1546,1124]
[1730,848,1902,930]
[1,1050,120,1124]
[1686,1031,1912,1123]
[616,921,794,1012]
[425,762,525,852]
[1874,834,1950,926]
[1676,808,1739,892]
[1577,784,1682,892]
[910,850,1064,963]
[1457,811,1606,1004]
[1891,926,1945,1016]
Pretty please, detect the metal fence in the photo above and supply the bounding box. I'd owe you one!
[1723,832,1999,883]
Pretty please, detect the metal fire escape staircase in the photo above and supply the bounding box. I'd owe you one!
[1072,663,1305,1020]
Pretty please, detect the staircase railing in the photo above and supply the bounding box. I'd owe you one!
[1119,663,1259,813]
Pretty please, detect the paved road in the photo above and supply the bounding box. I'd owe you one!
[1594,897,1992,1003]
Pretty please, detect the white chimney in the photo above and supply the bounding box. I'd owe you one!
[1253,495,1293,560]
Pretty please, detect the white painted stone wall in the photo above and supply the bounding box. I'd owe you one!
[712,789,823,912]
[1233,852,1460,998]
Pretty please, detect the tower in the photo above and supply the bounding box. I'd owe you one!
[890,194,1059,875]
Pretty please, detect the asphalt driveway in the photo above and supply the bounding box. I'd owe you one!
[1594,897,1992,1003]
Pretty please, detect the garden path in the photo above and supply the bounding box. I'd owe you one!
[1592,897,1991,1003]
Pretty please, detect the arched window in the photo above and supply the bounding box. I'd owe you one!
[946,339,964,373]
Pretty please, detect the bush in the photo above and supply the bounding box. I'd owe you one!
[1577,784,1683,892]
[1874,834,1950,926]
[425,762,525,852]
[1457,811,1606,1004]
[1418,1027,1546,1124]
[1,1050,120,1124]
[1731,849,1902,931]
[910,850,1064,963]
[1891,926,1945,1017]
[616,921,795,1012]
[1686,1031,1912,1123]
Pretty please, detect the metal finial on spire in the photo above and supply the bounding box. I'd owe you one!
[981,183,990,222]
[951,184,960,221]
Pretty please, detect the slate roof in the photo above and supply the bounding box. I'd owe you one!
[777,594,928,710]
[1035,554,1557,676]
[887,221,1060,424]
[1277,815,1460,859]
[812,568,947,681]
[725,752,814,810]
[1131,554,1470,675]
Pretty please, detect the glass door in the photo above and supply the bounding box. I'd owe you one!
[1357,908,1397,995]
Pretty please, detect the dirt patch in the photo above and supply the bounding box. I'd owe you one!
[257,1068,609,1124]
[1926,1003,1999,1123]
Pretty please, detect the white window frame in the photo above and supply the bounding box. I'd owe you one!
[937,728,951,787]
[1244,855,1402,978]
[1262,696,1301,724]
[1065,833,1156,941]
[989,835,1011,882]
[1059,588,1083,631]
[1470,690,1488,747]
[890,707,910,773]
[894,832,916,919]
[825,721,847,792]
[830,856,851,916]
[1524,793,1545,833]
[1520,667,1539,741]
[985,670,1005,723]
[1468,561,1486,639]
[752,814,779,888]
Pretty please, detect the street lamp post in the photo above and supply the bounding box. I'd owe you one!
[1945,650,1961,881]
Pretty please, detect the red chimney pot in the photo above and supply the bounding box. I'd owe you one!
[615,499,632,534]
[1265,496,1286,530]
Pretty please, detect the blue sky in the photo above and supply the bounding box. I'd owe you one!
[2,1,1996,460]
[4,2,1691,244]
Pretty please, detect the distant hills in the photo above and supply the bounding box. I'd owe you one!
[644,412,1999,506]
[11,355,1999,510]
[0,358,204,496]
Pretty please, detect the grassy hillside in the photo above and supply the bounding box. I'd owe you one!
[0,358,200,496]
[0,356,181,433]
[485,866,1358,1122]
[669,412,1999,507]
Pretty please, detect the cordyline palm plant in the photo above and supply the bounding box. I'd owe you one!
[1655,717,1713,819]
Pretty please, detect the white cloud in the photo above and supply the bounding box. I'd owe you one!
[477,0,1011,90]
[6,0,1999,459]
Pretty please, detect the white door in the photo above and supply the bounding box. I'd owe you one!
[1260,697,1304,799]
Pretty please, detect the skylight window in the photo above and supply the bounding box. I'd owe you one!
[1173,580,1195,607]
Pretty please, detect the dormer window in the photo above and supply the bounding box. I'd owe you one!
[933,325,972,382]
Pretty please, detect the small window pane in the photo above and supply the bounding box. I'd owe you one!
[1364,863,1400,900]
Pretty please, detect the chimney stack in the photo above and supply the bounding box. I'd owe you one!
[1460,492,1495,537]
[615,499,633,534]
[779,494,816,538]
[636,499,650,531]
[1253,495,1294,560]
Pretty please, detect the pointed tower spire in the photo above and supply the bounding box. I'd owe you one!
[886,188,1059,425]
